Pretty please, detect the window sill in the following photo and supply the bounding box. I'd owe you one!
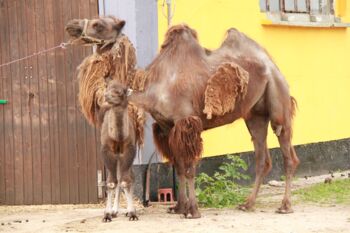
[261,18,350,28]
[261,13,350,28]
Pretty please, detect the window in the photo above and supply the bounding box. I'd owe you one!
[260,0,349,27]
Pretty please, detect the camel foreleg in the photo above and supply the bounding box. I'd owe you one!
[168,116,203,218]
[168,160,187,214]
[119,144,138,221]
[101,145,117,222]
[185,166,201,219]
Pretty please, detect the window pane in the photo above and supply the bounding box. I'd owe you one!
[260,0,267,12]
[310,0,320,14]
[320,0,334,14]
[285,0,296,12]
[269,0,280,12]
[297,0,308,12]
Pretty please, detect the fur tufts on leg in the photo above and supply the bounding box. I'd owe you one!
[169,116,203,167]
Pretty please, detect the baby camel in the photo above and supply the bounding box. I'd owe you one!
[100,79,138,222]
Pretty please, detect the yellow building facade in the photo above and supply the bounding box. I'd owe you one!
[157,0,350,157]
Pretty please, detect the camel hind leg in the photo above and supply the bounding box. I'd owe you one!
[239,114,271,211]
[275,125,299,214]
[270,95,299,213]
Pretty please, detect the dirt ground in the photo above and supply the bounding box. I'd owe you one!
[0,171,349,233]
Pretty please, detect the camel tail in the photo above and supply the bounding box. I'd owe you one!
[290,96,297,121]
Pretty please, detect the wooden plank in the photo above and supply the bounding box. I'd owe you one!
[87,0,99,203]
[2,0,15,205]
[90,0,99,18]
[18,0,33,205]
[53,0,70,204]
[66,0,79,204]
[45,0,61,204]
[10,0,25,205]
[36,0,52,204]
[27,0,43,204]
[75,0,90,204]
[0,0,7,205]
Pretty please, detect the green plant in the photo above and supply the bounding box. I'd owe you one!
[195,155,250,208]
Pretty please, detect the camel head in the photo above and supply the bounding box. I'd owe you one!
[65,16,125,46]
[104,78,129,108]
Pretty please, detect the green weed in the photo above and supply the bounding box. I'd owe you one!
[294,179,350,204]
[195,155,250,208]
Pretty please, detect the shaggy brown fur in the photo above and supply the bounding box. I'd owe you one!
[152,123,174,163]
[169,116,203,168]
[77,53,111,126]
[203,62,249,119]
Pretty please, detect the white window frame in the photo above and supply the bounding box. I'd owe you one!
[260,0,350,27]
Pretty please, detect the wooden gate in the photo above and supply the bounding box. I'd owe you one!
[0,0,103,205]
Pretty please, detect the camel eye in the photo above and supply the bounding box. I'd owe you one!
[113,90,122,96]
[92,22,104,32]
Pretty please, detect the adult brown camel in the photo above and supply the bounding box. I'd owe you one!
[65,17,299,219]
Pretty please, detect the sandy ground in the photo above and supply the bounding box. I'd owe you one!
[0,171,349,233]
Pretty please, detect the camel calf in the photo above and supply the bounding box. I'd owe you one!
[100,79,138,222]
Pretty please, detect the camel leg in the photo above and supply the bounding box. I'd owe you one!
[168,159,187,214]
[111,161,121,217]
[239,115,270,211]
[123,183,138,220]
[276,126,299,214]
[184,165,201,219]
[101,145,117,222]
[119,144,138,221]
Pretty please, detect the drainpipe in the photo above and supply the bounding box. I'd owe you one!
[165,0,177,202]
[166,0,172,27]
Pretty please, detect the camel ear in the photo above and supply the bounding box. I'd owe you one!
[126,88,133,97]
[114,20,125,31]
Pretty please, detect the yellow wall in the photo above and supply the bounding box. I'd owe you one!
[157,0,350,157]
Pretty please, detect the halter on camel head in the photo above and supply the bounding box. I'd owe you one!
[71,19,118,50]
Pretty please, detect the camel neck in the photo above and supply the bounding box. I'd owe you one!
[108,106,129,142]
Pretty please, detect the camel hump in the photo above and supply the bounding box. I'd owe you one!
[220,27,243,47]
[227,27,240,34]
[203,62,249,119]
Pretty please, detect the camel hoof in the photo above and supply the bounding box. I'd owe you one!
[184,212,201,219]
[183,201,201,219]
[275,207,294,214]
[102,213,112,222]
[111,212,118,218]
[237,204,254,212]
[127,212,139,221]
[167,205,185,214]
[167,207,176,214]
